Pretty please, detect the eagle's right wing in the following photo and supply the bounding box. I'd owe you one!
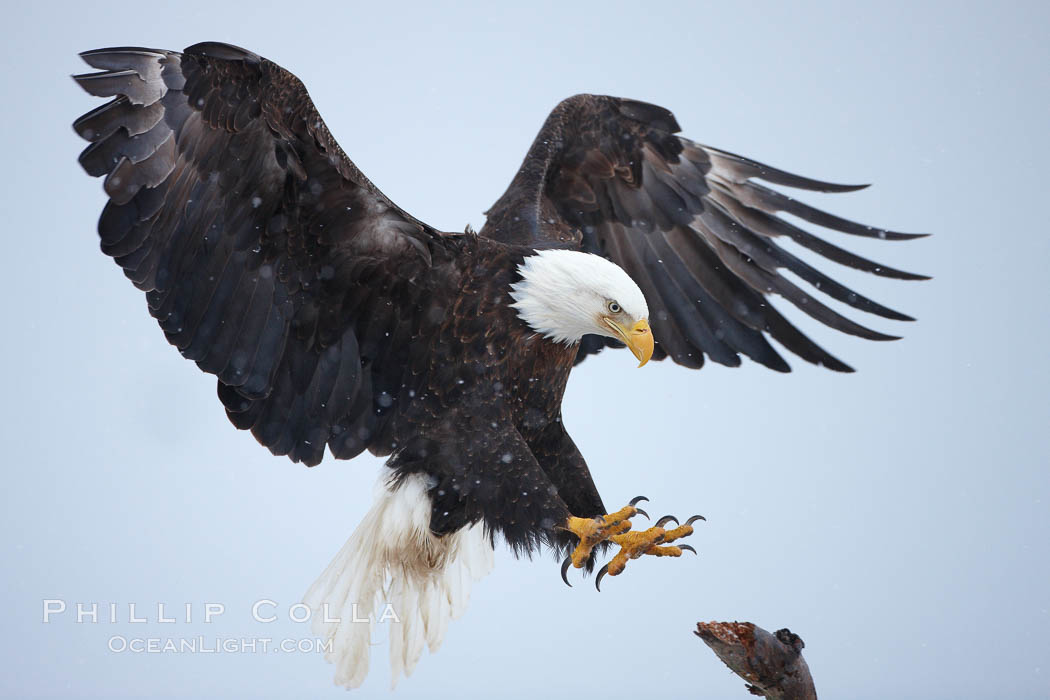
[74,42,461,466]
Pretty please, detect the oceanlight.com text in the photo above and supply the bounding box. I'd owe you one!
[107,636,333,654]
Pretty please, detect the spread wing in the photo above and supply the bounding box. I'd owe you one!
[73,42,462,465]
[481,94,928,371]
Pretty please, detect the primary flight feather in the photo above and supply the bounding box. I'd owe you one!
[73,42,925,687]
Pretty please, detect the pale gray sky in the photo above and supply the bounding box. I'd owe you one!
[3,1,1048,698]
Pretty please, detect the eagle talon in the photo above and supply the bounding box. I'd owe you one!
[629,496,649,507]
[560,556,573,587]
[563,503,700,589]
[595,563,611,591]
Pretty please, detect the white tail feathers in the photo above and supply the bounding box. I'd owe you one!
[303,473,494,689]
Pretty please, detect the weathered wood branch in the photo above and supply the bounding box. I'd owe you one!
[695,621,817,699]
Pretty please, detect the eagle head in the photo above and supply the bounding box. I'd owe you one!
[509,249,653,366]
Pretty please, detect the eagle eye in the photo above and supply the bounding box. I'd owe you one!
[608,301,621,314]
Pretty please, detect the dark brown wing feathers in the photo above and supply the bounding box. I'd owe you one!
[75,47,925,471]
[73,43,458,465]
[482,94,927,372]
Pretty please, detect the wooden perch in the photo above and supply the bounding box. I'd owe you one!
[694,621,817,699]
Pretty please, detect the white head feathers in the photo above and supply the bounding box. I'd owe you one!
[509,249,649,344]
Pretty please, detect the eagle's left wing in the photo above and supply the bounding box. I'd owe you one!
[481,94,928,371]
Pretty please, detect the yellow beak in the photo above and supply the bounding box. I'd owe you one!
[605,318,654,367]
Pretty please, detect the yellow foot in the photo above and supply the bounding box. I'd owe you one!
[559,498,704,590]
[559,496,649,586]
[595,514,704,590]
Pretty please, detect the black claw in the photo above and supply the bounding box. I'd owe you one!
[655,515,679,528]
[560,556,573,588]
[629,496,649,507]
[685,515,706,526]
[634,508,650,520]
[595,563,610,592]
[679,544,697,555]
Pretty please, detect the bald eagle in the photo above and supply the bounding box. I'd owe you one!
[73,42,925,687]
